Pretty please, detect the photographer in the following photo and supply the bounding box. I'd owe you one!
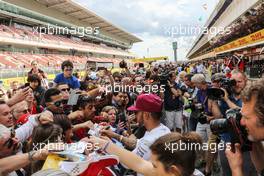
[191,74,223,172]
[164,71,183,132]
[183,73,199,131]
[119,60,131,76]
[215,70,257,176]
[226,78,264,176]
[221,69,247,109]
[191,74,212,143]
[204,73,225,175]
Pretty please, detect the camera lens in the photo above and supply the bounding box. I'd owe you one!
[210,119,229,135]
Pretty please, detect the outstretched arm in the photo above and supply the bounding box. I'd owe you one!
[84,136,155,176]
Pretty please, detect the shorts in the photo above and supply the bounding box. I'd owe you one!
[164,110,183,130]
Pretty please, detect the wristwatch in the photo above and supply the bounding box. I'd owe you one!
[28,151,37,162]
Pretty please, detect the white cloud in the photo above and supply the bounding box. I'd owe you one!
[131,33,196,61]
[75,0,220,61]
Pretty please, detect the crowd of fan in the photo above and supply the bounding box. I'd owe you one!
[0,59,263,176]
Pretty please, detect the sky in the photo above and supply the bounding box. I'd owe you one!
[75,0,220,61]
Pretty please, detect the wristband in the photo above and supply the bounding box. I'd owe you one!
[28,151,37,162]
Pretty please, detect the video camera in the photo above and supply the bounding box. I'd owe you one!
[210,108,252,152]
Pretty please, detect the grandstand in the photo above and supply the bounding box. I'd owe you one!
[0,0,142,70]
[186,0,264,78]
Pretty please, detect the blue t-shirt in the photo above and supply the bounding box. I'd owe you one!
[219,95,242,142]
[54,73,80,89]
[164,83,183,111]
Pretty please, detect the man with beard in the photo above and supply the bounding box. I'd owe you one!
[218,70,257,176]
[101,93,170,174]
[226,78,264,176]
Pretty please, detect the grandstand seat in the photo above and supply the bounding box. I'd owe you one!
[0,24,130,69]
[0,54,19,68]
[1,25,129,56]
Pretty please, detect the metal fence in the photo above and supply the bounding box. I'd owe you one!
[0,65,85,79]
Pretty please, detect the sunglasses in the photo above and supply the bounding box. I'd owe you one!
[61,88,70,92]
[51,100,66,107]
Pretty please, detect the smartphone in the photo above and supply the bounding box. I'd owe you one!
[67,89,81,106]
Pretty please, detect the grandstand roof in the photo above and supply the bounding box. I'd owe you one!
[186,0,263,60]
[34,0,142,43]
[186,0,232,59]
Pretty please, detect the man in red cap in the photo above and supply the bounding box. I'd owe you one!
[102,93,170,175]
[127,93,170,157]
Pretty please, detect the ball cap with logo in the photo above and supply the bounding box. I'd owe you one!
[127,93,162,112]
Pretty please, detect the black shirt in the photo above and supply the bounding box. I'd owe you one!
[164,83,183,111]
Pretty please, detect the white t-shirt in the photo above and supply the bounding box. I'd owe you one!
[132,123,170,176]
[193,169,204,176]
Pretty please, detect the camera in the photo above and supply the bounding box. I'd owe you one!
[191,103,207,124]
[119,60,127,69]
[207,88,225,100]
[207,78,237,100]
[180,85,188,94]
[220,78,236,95]
[184,102,207,124]
[183,98,194,109]
[210,108,252,152]
[158,70,170,85]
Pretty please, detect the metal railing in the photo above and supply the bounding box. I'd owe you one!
[0,65,85,79]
